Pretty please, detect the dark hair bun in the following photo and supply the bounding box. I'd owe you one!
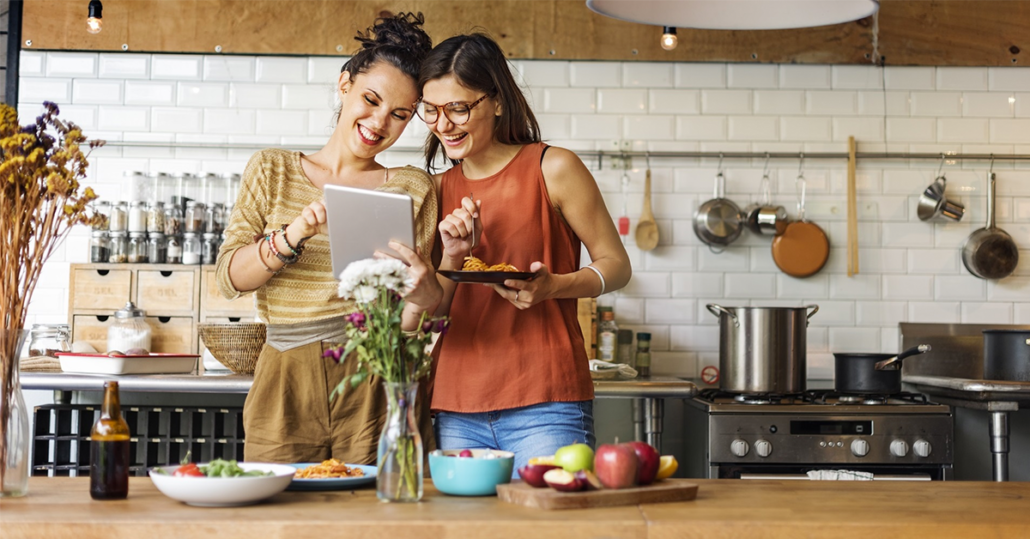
[344,12,432,82]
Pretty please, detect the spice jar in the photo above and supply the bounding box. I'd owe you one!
[127,232,149,263]
[204,203,223,234]
[166,235,182,264]
[109,202,128,233]
[163,202,183,236]
[635,332,652,378]
[27,324,71,357]
[200,233,219,265]
[127,200,147,233]
[108,232,128,263]
[106,302,152,353]
[125,170,151,204]
[182,232,201,265]
[146,201,166,234]
[92,201,111,231]
[147,232,167,264]
[184,201,207,234]
[90,230,111,263]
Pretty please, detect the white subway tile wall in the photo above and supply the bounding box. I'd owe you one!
[18,53,1030,380]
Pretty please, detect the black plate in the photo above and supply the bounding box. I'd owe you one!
[438,270,535,283]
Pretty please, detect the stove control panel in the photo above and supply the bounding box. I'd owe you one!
[710,413,953,465]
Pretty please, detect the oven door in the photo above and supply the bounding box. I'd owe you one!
[716,464,951,481]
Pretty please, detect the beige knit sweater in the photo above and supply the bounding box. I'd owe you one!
[215,148,437,324]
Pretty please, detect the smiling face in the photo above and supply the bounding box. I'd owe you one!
[337,62,419,159]
[421,74,500,162]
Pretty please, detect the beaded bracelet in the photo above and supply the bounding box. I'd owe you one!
[255,239,283,276]
[279,224,304,257]
[266,229,299,265]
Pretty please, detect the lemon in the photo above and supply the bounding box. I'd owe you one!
[655,455,678,481]
[528,455,556,466]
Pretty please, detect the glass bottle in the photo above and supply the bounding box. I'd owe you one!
[618,329,634,366]
[90,381,130,500]
[124,170,148,205]
[377,381,423,502]
[200,232,219,265]
[109,202,128,233]
[635,332,652,378]
[166,235,183,264]
[184,201,206,234]
[1,330,30,497]
[204,203,223,234]
[182,232,202,265]
[146,201,166,235]
[27,324,71,357]
[90,230,111,263]
[163,202,183,237]
[154,172,173,205]
[108,232,128,263]
[597,309,618,362]
[148,232,167,264]
[127,232,148,263]
[91,200,111,231]
[107,301,152,352]
[127,200,147,233]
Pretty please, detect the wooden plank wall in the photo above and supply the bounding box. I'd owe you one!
[16,0,1030,66]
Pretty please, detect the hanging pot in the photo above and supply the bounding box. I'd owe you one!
[833,345,931,395]
[961,172,1018,280]
[693,171,743,251]
[771,174,829,278]
[744,172,788,236]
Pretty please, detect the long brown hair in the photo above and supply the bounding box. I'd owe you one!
[418,33,541,171]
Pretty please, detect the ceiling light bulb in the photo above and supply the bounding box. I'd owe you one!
[87,0,103,34]
[661,27,678,51]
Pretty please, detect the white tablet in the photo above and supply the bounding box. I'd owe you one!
[324,183,415,278]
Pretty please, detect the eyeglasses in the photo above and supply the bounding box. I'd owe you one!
[415,94,492,125]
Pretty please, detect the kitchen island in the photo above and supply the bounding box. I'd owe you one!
[2,477,1028,538]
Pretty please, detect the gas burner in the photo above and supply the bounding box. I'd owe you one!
[733,394,784,405]
[836,395,889,405]
[804,390,932,406]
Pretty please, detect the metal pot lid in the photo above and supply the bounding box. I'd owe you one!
[114,301,146,319]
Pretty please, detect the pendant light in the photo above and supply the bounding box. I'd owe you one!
[86,0,103,34]
[586,0,878,31]
[660,27,678,50]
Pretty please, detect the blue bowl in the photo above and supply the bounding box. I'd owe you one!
[428,449,515,496]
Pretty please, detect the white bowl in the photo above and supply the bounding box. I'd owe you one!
[148,463,297,507]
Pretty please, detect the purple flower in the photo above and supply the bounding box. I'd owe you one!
[433,319,449,335]
[323,346,344,363]
[345,311,366,330]
[421,319,434,334]
[43,101,59,115]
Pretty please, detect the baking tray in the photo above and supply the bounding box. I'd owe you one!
[56,352,199,375]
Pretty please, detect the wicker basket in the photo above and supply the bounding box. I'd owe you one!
[198,323,266,374]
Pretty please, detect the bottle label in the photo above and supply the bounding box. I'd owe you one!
[599,332,616,361]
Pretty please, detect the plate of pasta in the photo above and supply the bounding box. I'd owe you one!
[287,459,377,491]
[439,256,535,283]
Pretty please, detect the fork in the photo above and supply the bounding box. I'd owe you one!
[469,192,476,258]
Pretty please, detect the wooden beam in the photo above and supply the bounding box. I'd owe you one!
[17,1,1030,66]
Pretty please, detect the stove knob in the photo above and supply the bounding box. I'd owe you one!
[913,439,932,458]
[850,439,869,457]
[890,440,910,458]
[730,439,749,458]
[755,439,773,458]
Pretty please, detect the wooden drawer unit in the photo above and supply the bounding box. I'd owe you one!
[69,268,132,312]
[200,268,256,319]
[147,316,197,354]
[71,314,115,353]
[136,269,198,315]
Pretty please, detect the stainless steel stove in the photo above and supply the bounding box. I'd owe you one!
[682,389,954,481]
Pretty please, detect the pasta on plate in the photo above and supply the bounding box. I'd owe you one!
[462,256,519,272]
[293,459,365,479]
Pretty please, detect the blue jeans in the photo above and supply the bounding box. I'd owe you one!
[434,400,595,478]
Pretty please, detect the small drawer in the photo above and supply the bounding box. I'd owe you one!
[147,316,197,354]
[136,270,197,314]
[200,269,256,317]
[71,314,115,353]
[71,269,132,311]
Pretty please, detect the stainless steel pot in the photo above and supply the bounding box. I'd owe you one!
[707,303,819,394]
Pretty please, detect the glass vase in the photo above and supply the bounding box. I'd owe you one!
[376,381,423,502]
[1,330,30,497]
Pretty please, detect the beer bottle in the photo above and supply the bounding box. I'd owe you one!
[90,381,130,500]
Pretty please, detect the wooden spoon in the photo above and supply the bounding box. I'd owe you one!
[635,169,659,251]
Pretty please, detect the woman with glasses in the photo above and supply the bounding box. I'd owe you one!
[215,13,442,464]
[416,34,631,472]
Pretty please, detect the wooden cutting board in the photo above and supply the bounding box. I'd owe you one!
[496,479,698,510]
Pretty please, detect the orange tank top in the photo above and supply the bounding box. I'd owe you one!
[431,143,594,413]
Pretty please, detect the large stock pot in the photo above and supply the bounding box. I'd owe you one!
[706,304,819,394]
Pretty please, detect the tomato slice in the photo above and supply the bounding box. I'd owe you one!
[173,463,204,477]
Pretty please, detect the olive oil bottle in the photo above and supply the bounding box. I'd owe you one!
[90,381,130,500]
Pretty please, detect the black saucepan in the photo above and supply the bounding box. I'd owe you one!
[984,329,1030,381]
[833,344,931,395]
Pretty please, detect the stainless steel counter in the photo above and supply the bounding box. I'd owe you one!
[21,371,696,452]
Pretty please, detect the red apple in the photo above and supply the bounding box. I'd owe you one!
[623,441,660,485]
[458,449,473,458]
[543,468,585,492]
[574,469,604,491]
[518,464,561,488]
[593,443,638,489]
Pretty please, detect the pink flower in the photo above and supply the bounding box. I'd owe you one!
[323,346,344,363]
[345,311,366,330]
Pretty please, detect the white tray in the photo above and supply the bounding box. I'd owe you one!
[56,353,199,375]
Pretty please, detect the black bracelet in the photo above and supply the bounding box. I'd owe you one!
[267,230,299,265]
[279,224,304,257]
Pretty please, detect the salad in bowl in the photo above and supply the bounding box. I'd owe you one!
[149,458,296,507]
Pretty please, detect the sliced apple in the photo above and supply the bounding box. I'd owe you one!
[518,464,561,488]
[543,468,584,492]
[574,469,603,491]
[655,455,678,481]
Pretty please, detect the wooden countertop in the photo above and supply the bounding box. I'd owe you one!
[2,478,1029,538]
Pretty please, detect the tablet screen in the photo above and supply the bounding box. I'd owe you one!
[324,183,415,278]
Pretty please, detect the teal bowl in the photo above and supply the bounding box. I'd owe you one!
[428,449,515,496]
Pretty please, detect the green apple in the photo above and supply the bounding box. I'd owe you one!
[554,443,594,473]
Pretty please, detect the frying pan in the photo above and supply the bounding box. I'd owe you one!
[771,175,829,278]
[962,172,1018,280]
[693,171,743,251]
